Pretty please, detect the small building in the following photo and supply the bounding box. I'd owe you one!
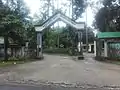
[94,32,120,59]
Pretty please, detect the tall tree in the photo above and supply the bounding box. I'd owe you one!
[72,0,86,20]
[94,0,120,32]
[0,0,30,60]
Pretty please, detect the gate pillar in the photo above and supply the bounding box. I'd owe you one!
[77,30,84,59]
[37,32,43,58]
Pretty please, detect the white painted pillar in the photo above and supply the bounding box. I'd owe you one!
[94,41,97,56]
[77,31,83,54]
[88,44,91,52]
[78,42,81,52]
[104,41,108,57]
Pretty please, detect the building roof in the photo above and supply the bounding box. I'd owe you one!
[97,32,120,39]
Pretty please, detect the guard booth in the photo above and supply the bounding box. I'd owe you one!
[94,32,120,60]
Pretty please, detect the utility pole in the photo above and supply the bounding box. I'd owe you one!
[48,0,50,18]
[71,0,74,19]
[85,4,88,52]
[57,0,60,48]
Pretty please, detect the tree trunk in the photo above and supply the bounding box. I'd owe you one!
[4,35,8,60]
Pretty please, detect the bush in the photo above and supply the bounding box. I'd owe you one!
[43,48,79,56]
[43,48,69,55]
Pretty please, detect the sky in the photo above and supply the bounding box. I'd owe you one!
[24,0,94,27]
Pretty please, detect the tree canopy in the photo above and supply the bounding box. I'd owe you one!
[72,0,86,20]
[0,0,31,60]
[0,0,31,44]
[94,0,120,32]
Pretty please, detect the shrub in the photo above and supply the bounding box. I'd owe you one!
[43,48,69,54]
[43,48,79,56]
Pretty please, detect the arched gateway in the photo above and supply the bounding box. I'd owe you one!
[34,12,85,58]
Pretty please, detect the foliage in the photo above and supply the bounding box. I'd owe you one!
[27,24,37,49]
[0,0,31,60]
[72,0,86,20]
[94,0,120,32]
[34,0,87,23]
[43,26,94,50]
[43,48,69,55]
[43,28,58,48]
[0,0,30,42]
[33,0,93,55]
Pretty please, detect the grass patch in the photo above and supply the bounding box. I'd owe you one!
[104,60,120,65]
[0,61,25,67]
[0,57,34,67]
[95,56,120,65]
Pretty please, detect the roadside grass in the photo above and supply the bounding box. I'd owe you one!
[104,60,120,65]
[0,57,36,67]
[95,57,120,65]
[0,60,25,67]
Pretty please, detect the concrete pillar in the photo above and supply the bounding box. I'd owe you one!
[78,42,81,52]
[94,41,97,56]
[37,32,43,58]
[77,31,82,53]
[104,41,108,57]
[88,44,91,52]
[77,31,84,59]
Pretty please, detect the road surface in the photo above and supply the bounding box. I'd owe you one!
[0,53,120,89]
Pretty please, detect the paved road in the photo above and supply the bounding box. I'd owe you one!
[0,53,120,89]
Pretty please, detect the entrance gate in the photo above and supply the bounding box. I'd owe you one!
[34,12,85,58]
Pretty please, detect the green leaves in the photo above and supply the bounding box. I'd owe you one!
[95,0,120,32]
[1,15,21,25]
[72,0,86,20]
[0,0,30,43]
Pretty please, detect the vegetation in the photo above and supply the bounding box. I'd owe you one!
[33,0,89,55]
[0,0,33,60]
[0,0,94,60]
[72,0,86,20]
[94,0,120,32]
[43,26,94,55]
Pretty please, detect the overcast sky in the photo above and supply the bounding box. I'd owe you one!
[24,0,94,26]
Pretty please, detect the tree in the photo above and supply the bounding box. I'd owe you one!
[94,0,120,32]
[72,0,86,20]
[0,0,30,60]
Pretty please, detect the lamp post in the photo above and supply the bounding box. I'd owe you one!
[35,26,43,58]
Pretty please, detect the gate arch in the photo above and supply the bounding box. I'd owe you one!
[34,12,85,58]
